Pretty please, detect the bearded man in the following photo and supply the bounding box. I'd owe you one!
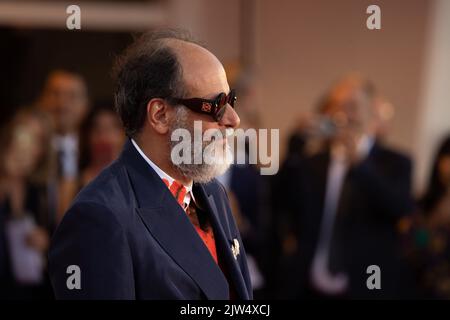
[48,29,252,300]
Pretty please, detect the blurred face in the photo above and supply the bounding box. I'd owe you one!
[373,96,395,138]
[438,155,450,186]
[326,86,374,138]
[88,111,124,166]
[3,117,46,179]
[39,71,88,135]
[167,40,240,182]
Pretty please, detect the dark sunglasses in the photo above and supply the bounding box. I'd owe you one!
[170,89,237,121]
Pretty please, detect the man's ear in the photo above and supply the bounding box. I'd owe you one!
[146,98,172,134]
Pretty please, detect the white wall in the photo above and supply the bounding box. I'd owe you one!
[415,0,450,194]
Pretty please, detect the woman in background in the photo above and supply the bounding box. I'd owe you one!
[421,136,450,224]
[401,135,450,299]
[78,105,125,188]
[52,105,125,224]
[0,109,57,299]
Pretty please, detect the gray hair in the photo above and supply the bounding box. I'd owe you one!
[113,28,201,137]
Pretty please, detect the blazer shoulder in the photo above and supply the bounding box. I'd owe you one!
[49,198,135,299]
[74,161,127,207]
[375,144,412,167]
[67,160,135,227]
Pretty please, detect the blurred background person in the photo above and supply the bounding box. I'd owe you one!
[35,69,89,222]
[372,96,395,142]
[285,74,414,299]
[420,135,450,219]
[401,134,450,299]
[0,109,56,299]
[78,105,125,189]
[269,111,319,298]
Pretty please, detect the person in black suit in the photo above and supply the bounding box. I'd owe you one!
[287,74,414,299]
[401,135,450,299]
[35,69,89,221]
[48,29,252,300]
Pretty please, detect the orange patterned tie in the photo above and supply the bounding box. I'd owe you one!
[162,178,218,264]
[162,179,187,208]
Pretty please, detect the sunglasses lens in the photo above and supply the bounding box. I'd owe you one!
[215,105,227,121]
[213,93,227,121]
[217,93,227,108]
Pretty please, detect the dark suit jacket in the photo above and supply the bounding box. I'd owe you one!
[290,142,414,299]
[49,139,253,300]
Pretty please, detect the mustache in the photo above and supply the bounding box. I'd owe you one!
[210,128,235,141]
[186,128,235,144]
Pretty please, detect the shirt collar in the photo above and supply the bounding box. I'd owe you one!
[131,139,195,207]
[330,134,375,163]
[358,134,375,159]
[53,134,78,151]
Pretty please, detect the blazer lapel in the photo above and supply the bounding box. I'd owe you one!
[309,151,331,215]
[195,184,250,300]
[119,140,229,299]
[137,200,230,300]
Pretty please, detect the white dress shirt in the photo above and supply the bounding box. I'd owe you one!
[53,134,79,179]
[131,139,194,208]
[310,135,374,294]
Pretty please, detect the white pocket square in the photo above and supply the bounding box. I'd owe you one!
[231,238,240,260]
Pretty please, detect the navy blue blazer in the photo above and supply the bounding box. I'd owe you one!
[49,139,253,300]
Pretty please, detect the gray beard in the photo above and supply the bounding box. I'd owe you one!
[168,106,232,184]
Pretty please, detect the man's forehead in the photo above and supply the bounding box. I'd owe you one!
[165,38,214,62]
[166,39,228,97]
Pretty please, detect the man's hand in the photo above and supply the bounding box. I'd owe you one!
[332,128,366,165]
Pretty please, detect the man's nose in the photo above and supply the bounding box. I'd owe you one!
[219,105,240,128]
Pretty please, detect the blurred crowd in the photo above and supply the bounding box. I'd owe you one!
[0,70,124,299]
[266,74,450,299]
[1,69,450,300]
